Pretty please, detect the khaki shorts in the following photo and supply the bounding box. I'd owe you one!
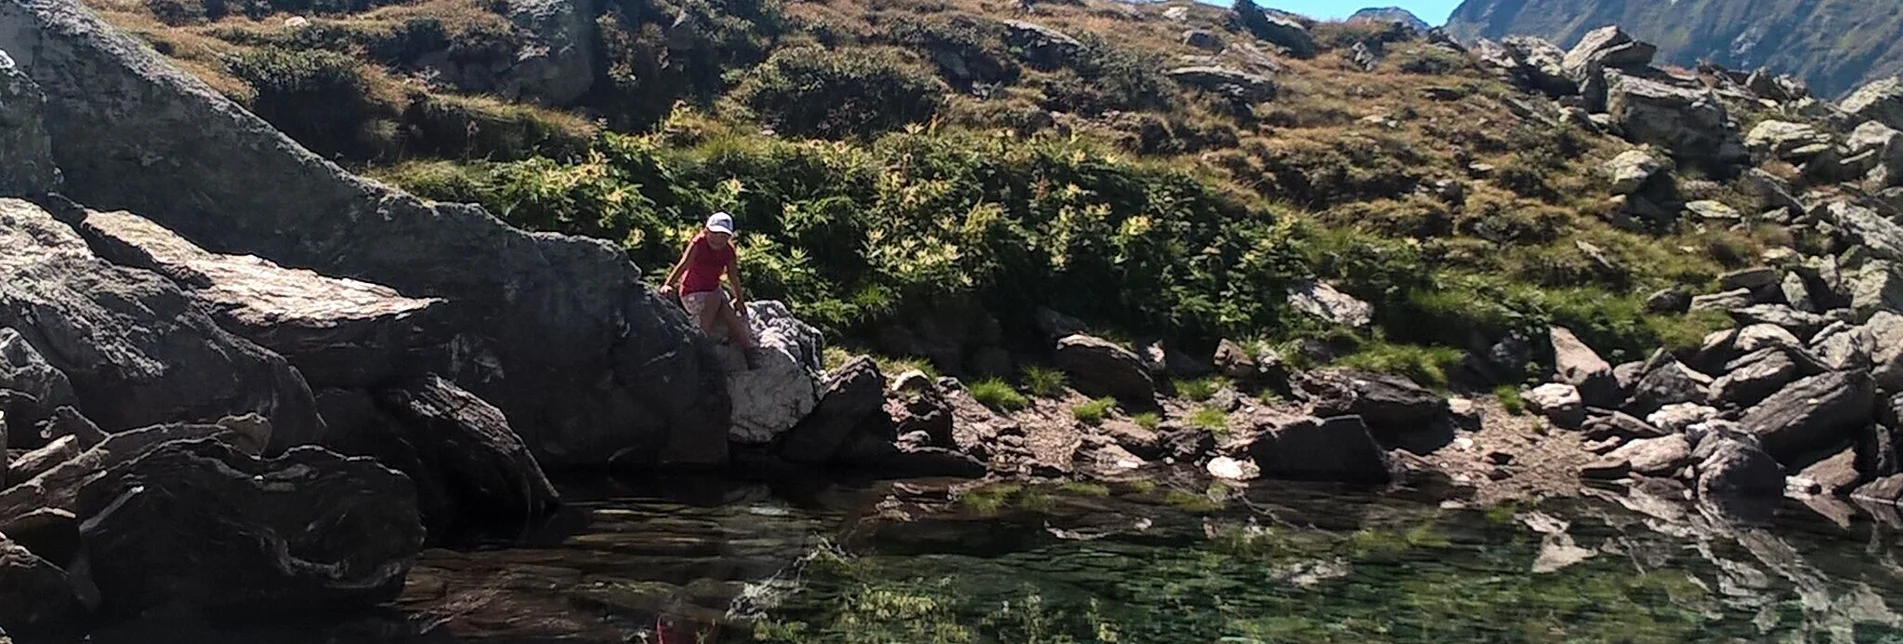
[680,290,728,332]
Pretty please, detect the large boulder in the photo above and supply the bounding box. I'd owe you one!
[75,207,453,390]
[1498,37,1575,96]
[1824,202,1903,264]
[1287,281,1373,328]
[1055,335,1155,405]
[1745,120,1834,161]
[1812,321,1873,372]
[1846,121,1903,187]
[1582,434,1692,478]
[780,356,886,464]
[1709,348,1812,406]
[1741,371,1877,465]
[0,537,81,631]
[0,327,77,437]
[726,302,824,444]
[1002,20,1083,68]
[1164,67,1276,103]
[1843,77,1903,131]
[1525,383,1586,429]
[1246,415,1391,484]
[313,376,558,538]
[1852,261,1903,322]
[0,49,56,195]
[1624,355,1710,417]
[1245,15,1316,59]
[72,439,423,618]
[0,415,269,521]
[1561,26,1654,78]
[1604,149,1665,195]
[0,3,729,467]
[1549,326,1618,407]
[1605,73,1747,174]
[0,199,321,450]
[1694,432,1784,498]
[1298,369,1445,433]
[497,0,598,106]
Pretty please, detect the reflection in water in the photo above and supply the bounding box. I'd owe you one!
[61,471,1903,643]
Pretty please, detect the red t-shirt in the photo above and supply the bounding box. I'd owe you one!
[680,232,736,295]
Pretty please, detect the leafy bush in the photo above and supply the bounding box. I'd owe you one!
[1175,377,1224,403]
[969,378,1030,412]
[1071,397,1117,425]
[1021,365,1068,398]
[733,45,948,139]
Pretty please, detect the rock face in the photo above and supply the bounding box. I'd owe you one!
[313,376,558,537]
[0,199,322,450]
[0,2,730,468]
[1247,415,1392,484]
[1055,335,1156,405]
[0,326,77,436]
[75,207,452,390]
[1287,281,1373,328]
[73,439,423,618]
[1605,73,1746,173]
[780,356,886,464]
[498,0,598,106]
[726,302,824,444]
[1741,371,1876,464]
[1549,327,1617,407]
[0,50,56,195]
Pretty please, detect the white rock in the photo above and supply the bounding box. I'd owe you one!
[725,301,824,444]
[1287,281,1373,328]
[1206,455,1260,481]
[1646,403,1718,433]
[1604,149,1664,195]
[1525,383,1583,413]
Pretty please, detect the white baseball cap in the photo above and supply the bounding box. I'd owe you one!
[705,212,736,235]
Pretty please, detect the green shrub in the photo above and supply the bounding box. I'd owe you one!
[1071,397,1117,425]
[1176,377,1225,402]
[969,378,1030,412]
[1021,365,1068,398]
[1132,412,1161,430]
[732,44,948,139]
[1336,341,1465,388]
[1188,407,1229,434]
[1039,36,1178,115]
[1394,46,1471,75]
[226,47,391,160]
[1494,384,1526,415]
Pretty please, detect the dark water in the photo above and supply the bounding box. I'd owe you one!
[69,471,1903,643]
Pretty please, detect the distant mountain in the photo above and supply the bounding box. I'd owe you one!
[1444,0,1903,99]
[1349,7,1431,33]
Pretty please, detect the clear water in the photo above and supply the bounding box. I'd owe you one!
[68,471,1903,643]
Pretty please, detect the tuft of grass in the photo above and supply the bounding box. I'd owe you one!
[1188,407,1229,434]
[958,482,1023,516]
[1335,341,1465,388]
[1132,412,1161,430]
[969,377,1030,412]
[1494,384,1526,416]
[1175,377,1226,403]
[1164,489,1224,513]
[1021,365,1068,398]
[822,346,854,371]
[876,355,939,380]
[1071,397,1117,425]
[1057,481,1111,497]
[1122,479,1160,494]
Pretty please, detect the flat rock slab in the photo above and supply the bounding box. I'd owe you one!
[0,199,320,449]
[77,208,451,389]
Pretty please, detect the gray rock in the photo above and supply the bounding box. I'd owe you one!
[1811,321,1874,371]
[1795,446,1862,496]
[0,507,76,567]
[1248,15,1316,59]
[0,200,321,450]
[1746,120,1834,161]
[1844,77,1903,131]
[1562,25,1654,75]
[1709,348,1806,405]
[1852,260,1903,321]
[1582,411,1667,441]
[1606,72,1748,172]
[1299,369,1445,434]
[0,536,80,630]
[0,327,76,435]
[1742,371,1877,465]
[1247,415,1391,484]
[1605,149,1665,195]
[1348,41,1381,72]
[6,434,76,485]
[1695,435,1784,498]
[73,439,422,617]
[1055,335,1155,405]
[498,0,598,106]
[1867,311,1903,391]
[1847,121,1903,187]
[1613,360,1646,399]
[1003,20,1083,68]
[1288,281,1373,328]
[1731,305,1830,340]
[1213,339,1257,381]
[1719,267,1780,291]
[1781,272,1816,312]
[0,4,730,467]
[1164,66,1276,102]
[1550,326,1618,407]
[781,356,886,465]
[1645,403,1719,434]
[1732,322,1805,354]
[1183,29,1223,51]
[1525,382,1585,429]
[0,415,268,521]
[40,406,102,448]
[724,302,824,444]
[1589,434,1692,477]
[0,49,56,195]
[1644,286,1691,313]
[76,208,452,390]
[1625,357,1710,417]
[1825,202,1903,264]
[1685,200,1742,221]
[1690,289,1755,312]
[1499,36,1576,96]
[314,376,558,538]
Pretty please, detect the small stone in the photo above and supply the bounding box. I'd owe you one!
[1486,451,1514,466]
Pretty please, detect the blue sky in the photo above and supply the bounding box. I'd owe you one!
[1259,0,1463,25]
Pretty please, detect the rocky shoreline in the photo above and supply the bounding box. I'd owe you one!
[4,0,1903,637]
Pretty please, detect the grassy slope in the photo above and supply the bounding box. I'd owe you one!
[85,0,1776,382]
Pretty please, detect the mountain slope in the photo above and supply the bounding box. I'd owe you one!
[1445,0,1903,99]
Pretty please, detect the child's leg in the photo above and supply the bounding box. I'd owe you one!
[720,299,755,349]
